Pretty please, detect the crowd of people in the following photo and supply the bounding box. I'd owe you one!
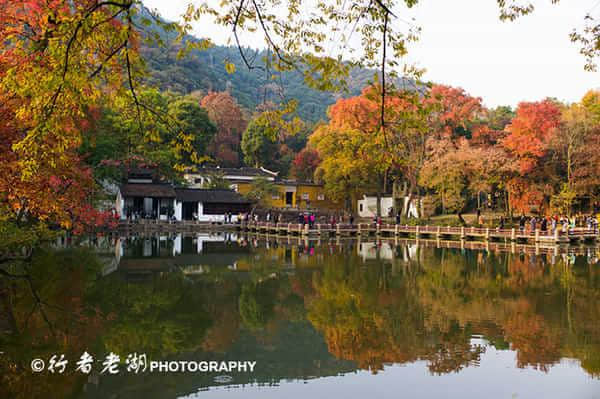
[515,214,599,234]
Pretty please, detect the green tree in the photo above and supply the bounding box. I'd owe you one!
[241,119,278,168]
[167,98,217,164]
[486,105,515,131]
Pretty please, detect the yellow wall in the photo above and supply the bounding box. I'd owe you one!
[235,181,342,210]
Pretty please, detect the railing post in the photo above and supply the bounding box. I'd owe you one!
[395,224,399,235]
[460,226,465,239]
[358,223,362,235]
[336,223,341,236]
[511,228,516,241]
[304,223,309,235]
[554,227,559,242]
[535,228,540,242]
[485,228,490,240]
[415,225,420,238]
[287,223,291,235]
[317,223,321,235]
[376,223,380,235]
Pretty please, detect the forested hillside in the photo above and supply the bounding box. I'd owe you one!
[140,15,414,123]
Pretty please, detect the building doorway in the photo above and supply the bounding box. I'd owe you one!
[182,201,198,220]
[285,192,294,206]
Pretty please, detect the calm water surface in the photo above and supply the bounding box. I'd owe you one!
[1,233,599,399]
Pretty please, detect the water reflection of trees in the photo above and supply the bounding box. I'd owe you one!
[0,248,107,398]
[243,240,600,377]
[1,240,600,398]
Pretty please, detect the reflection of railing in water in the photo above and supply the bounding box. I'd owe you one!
[240,222,599,244]
[62,232,597,276]
[237,232,599,261]
[114,220,599,244]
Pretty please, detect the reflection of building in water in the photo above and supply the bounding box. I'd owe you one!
[53,235,121,276]
[358,242,394,261]
[357,241,420,262]
[115,233,250,276]
[108,233,598,277]
[173,232,239,255]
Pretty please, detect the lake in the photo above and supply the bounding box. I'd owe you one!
[1,233,599,399]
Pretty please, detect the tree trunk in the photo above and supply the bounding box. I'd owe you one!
[392,180,398,216]
[404,184,414,218]
[457,210,467,226]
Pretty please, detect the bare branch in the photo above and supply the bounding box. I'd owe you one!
[251,0,293,67]
[233,0,264,71]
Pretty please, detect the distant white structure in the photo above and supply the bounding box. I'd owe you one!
[357,195,420,218]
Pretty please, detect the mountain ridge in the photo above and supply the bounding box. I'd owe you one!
[139,7,416,123]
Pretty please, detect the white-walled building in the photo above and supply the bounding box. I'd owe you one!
[174,188,251,222]
[116,185,251,222]
[357,195,420,218]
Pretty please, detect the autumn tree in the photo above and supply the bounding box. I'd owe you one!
[310,88,393,212]
[502,99,562,213]
[418,85,502,215]
[200,91,248,167]
[419,139,470,214]
[0,1,178,235]
[290,149,321,182]
[548,97,600,214]
[425,85,486,139]
[581,90,600,122]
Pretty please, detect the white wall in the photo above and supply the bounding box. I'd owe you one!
[174,200,182,221]
[116,190,125,220]
[357,196,395,218]
[357,196,420,218]
[403,196,420,218]
[194,202,239,223]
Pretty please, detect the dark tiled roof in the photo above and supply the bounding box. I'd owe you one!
[120,183,176,198]
[175,188,252,204]
[196,167,277,178]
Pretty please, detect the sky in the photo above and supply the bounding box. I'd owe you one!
[144,0,599,108]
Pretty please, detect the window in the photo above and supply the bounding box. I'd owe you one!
[301,193,309,200]
[317,194,325,201]
[359,203,364,212]
[194,178,203,184]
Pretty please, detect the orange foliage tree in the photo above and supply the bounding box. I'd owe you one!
[0,0,150,232]
[200,91,248,167]
[502,100,562,213]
